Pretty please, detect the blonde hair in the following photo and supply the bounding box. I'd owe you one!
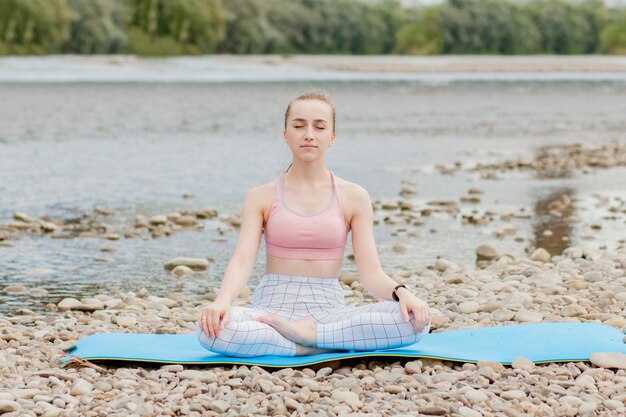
[284,90,336,133]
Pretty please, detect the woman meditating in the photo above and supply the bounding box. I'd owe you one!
[196,91,431,357]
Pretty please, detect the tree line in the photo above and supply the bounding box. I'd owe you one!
[1,0,625,56]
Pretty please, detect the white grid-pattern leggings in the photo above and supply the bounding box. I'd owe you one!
[196,274,430,357]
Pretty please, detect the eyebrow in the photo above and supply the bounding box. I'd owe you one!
[291,118,328,124]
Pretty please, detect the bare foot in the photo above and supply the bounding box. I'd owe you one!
[256,315,317,347]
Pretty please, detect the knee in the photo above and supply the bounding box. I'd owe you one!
[195,318,239,347]
[387,302,431,330]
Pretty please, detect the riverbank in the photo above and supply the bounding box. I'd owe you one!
[1,245,625,416]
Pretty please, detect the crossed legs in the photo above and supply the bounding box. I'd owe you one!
[260,300,430,352]
[195,306,331,357]
[196,301,430,357]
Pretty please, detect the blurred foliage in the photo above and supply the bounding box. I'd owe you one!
[601,17,626,54]
[395,6,442,54]
[0,0,70,54]
[62,0,126,53]
[126,0,224,55]
[1,0,626,56]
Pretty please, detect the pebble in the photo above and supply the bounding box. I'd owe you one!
[583,271,603,282]
[578,401,597,414]
[163,257,209,271]
[464,388,488,403]
[500,390,526,400]
[416,405,448,415]
[332,391,362,407]
[476,243,499,260]
[511,356,535,371]
[514,311,543,323]
[589,352,626,369]
[0,400,18,413]
[2,239,626,416]
[178,370,218,383]
[116,316,136,327]
[208,399,230,413]
[458,301,481,314]
[458,406,482,417]
[149,215,168,225]
[172,265,194,276]
[70,379,92,396]
[530,248,551,262]
[604,399,625,410]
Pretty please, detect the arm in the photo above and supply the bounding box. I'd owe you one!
[215,187,265,304]
[351,186,431,332]
[350,186,410,301]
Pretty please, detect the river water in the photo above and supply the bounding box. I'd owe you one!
[1,56,626,315]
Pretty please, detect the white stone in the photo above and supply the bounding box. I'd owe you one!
[578,402,597,414]
[500,390,526,400]
[464,388,488,403]
[511,356,535,371]
[116,316,137,328]
[530,248,551,262]
[589,352,626,369]
[172,265,193,276]
[178,369,217,383]
[458,301,481,314]
[332,390,362,407]
[57,298,82,311]
[583,271,603,282]
[476,243,499,259]
[70,379,93,396]
[458,406,482,417]
[0,400,18,413]
[514,311,543,323]
[149,215,168,225]
[164,257,209,271]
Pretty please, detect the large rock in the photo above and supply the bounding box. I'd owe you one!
[164,257,209,271]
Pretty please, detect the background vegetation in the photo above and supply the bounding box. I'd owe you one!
[1,0,625,56]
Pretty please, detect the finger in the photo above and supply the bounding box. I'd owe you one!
[211,313,220,338]
[416,312,425,332]
[220,311,229,330]
[401,305,410,323]
[205,315,213,338]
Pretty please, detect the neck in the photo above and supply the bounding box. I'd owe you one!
[285,160,330,185]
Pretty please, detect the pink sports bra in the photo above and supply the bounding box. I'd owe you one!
[263,170,350,260]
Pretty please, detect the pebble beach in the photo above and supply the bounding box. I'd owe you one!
[2,56,626,416]
[1,243,626,416]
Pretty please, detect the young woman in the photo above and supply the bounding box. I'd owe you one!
[196,91,431,357]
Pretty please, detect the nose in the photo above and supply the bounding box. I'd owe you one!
[304,125,315,139]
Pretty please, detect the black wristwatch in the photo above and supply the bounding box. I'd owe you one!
[392,284,408,301]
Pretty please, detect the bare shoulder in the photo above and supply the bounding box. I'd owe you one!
[246,177,279,222]
[334,174,371,225]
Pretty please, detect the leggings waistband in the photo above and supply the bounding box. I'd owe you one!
[260,273,340,285]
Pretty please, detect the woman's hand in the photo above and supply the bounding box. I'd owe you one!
[198,300,231,339]
[397,288,431,333]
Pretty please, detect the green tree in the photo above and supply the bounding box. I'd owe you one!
[527,0,592,54]
[0,0,70,54]
[62,0,126,54]
[126,0,224,55]
[600,15,626,54]
[439,0,541,54]
[395,5,443,54]
[218,0,270,53]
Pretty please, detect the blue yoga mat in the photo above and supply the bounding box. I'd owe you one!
[58,322,626,368]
